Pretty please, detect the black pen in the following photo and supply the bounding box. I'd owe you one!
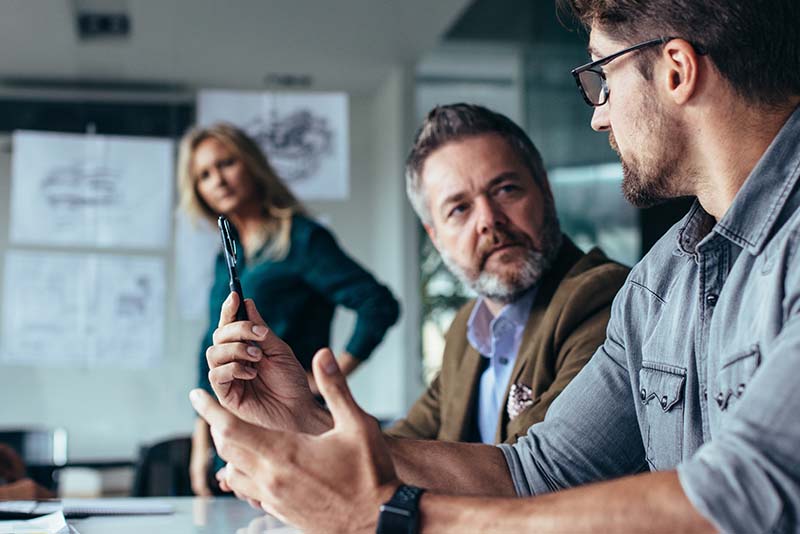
[218,215,248,322]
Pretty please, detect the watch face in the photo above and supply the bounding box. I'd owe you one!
[377,507,414,534]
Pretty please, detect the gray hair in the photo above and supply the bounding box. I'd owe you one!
[405,103,551,225]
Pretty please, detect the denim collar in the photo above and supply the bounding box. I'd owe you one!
[677,105,800,256]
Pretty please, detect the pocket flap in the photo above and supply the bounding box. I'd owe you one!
[714,345,760,410]
[639,362,686,412]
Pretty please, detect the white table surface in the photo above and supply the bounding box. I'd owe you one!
[68,497,300,533]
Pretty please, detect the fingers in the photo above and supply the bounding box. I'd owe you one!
[212,321,270,346]
[189,390,267,470]
[312,349,362,427]
[224,462,264,506]
[243,299,266,326]
[190,389,286,470]
[208,362,257,387]
[219,294,266,329]
[216,466,232,493]
[207,341,263,367]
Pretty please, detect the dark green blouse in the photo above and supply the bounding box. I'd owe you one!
[197,213,400,394]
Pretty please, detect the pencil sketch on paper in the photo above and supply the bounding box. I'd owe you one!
[41,161,123,208]
[245,109,334,183]
[0,250,166,368]
[197,90,350,200]
[9,130,174,249]
[116,275,151,317]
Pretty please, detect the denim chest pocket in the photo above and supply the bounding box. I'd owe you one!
[713,346,760,412]
[638,361,686,471]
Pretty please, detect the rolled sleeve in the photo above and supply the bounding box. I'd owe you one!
[677,315,800,534]
[497,285,648,497]
[498,346,647,497]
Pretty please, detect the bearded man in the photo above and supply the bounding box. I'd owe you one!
[385,103,629,445]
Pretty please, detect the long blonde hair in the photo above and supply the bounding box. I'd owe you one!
[177,122,305,261]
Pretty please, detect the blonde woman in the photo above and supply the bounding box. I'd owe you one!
[177,123,400,496]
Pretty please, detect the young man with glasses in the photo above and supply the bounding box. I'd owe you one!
[190,0,800,531]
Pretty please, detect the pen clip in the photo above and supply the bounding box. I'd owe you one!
[218,216,237,268]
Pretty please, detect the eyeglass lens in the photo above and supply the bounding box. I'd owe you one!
[578,70,606,105]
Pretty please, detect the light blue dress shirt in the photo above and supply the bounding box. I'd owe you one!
[467,286,538,444]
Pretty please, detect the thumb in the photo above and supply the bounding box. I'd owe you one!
[218,292,239,328]
[312,348,362,427]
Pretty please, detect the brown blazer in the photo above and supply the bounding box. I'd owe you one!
[386,236,629,444]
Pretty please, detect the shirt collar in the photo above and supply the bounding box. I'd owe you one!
[676,105,800,256]
[466,285,538,358]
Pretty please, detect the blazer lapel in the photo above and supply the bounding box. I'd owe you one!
[442,344,485,442]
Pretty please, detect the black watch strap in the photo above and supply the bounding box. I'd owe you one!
[376,484,425,534]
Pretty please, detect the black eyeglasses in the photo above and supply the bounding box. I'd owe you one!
[571,37,674,107]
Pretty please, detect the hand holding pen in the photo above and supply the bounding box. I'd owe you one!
[218,215,248,322]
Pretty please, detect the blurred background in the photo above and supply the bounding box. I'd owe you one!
[0,0,690,497]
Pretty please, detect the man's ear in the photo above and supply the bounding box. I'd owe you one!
[661,38,702,105]
[423,222,438,248]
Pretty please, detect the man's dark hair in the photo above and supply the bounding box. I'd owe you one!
[560,0,800,107]
[405,103,549,224]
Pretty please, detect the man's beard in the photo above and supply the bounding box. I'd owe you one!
[440,209,562,304]
[611,97,685,208]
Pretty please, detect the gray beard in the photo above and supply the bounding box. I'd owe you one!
[440,218,562,305]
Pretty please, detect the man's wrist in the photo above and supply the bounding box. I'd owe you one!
[376,482,425,534]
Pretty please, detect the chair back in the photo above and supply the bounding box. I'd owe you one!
[131,435,192,497]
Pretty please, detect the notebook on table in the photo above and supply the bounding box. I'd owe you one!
[0,498,174,519]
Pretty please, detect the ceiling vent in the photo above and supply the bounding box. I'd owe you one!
[73,0,130,40]
[77,12,130,39]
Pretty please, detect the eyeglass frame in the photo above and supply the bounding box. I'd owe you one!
[571,36,678,107]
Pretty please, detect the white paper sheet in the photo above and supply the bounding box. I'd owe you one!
[9,130,174,249]
[0,511,70,534]
[174,212,220,320]
[197,89,349,200]
[1,250,166,368]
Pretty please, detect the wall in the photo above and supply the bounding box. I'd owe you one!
[0,73,420,460]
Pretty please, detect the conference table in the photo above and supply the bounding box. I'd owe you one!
[68,497,301,533]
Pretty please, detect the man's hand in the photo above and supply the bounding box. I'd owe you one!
[0,478,55,500]
[191,348,401,534]
[207,292,331,434]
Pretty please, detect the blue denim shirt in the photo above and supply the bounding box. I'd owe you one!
[499,106,800,534]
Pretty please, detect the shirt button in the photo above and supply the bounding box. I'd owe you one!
[640,388,647,401]
[660,396,668,409]
[499,357,509,365]
[702,388,708,401]
[715,392,726,408]
[706,293,718,307]
[736,383,746,396]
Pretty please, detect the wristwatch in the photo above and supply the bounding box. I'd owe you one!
[375,484,426,534]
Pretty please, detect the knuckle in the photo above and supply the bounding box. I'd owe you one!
[218,419,236,440]
[262,468,284,495]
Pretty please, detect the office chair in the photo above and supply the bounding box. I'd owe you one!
[130,435,193,497]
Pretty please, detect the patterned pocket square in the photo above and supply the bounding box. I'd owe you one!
[507,382,534,421]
